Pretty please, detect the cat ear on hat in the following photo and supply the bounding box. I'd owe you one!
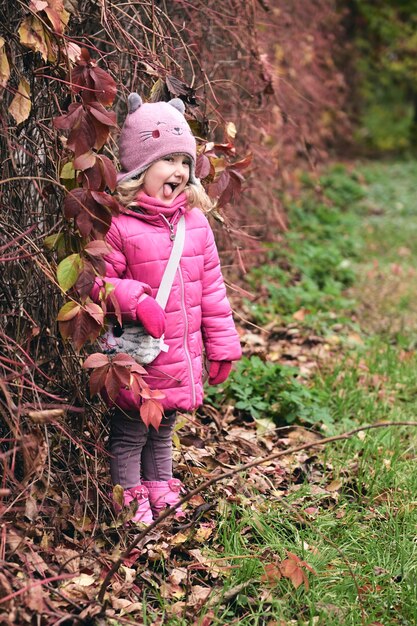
[128,93,143,114]
[168,98,185,114]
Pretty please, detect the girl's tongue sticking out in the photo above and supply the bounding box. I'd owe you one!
[164,183,179,199]
[163,183,173,198]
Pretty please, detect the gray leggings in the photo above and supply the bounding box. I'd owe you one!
[109,409,176,488]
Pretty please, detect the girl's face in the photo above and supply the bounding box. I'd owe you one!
[143,154,190,203]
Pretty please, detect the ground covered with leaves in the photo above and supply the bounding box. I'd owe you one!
[2,161,417,625]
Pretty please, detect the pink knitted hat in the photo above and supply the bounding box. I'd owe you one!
[117,94,197,184]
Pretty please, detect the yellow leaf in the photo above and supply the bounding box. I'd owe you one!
[71,573,95,587]
[326,479,342,492]
[195,523,214,542]
[9,79,31,125]
[0,37,10,89]
[226,121,237,139]
[28,409,64,423]
[293,308,307,321]
[60,161,76,180]
[170,532,189,545]
[18,16,48,61]
[347,332,364,345]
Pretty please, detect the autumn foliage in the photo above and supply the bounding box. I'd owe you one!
[0,0,352,621]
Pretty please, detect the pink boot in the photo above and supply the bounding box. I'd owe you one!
[113,485,153,525]
[142,479,186,520]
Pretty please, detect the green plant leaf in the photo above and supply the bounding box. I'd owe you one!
[44,233,64,250]
[57,253,81,291]
[60,161,76,179]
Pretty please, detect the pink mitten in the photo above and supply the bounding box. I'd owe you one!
[208,361,232,385]
[136,296,166,338]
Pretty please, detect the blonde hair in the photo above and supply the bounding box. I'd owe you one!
[115,163,213,213]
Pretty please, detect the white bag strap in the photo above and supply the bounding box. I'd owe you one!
[155,215,185,310]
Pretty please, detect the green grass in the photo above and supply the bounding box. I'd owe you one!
[202,161,417,624]
[243,165,364,334]
[152,429,417,625]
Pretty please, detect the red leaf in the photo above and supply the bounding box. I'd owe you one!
[63,188,84,219]
[280,552,315,591]
[112,353,136,367]
[214,170,230,197]
[75,308,102,349]
[130,363,148,376]
[280,558,298,577]
[80,47,90,62]
[98,154,117,191]
[83,353,109,368]
[165,74,193,98]
[108,291,122,326]
[64,189,116,239]
[140,387,152,400]
[228,167,245,182]
[81,154,117,192]
[112,363,131,388]
[88,112,110,151]
[260,563,282,585]
[71,62,93,94]
[40,0,67,35]
[76,209,94,239]
[140,399,164,430]
[84,240,112,257]
[217,171,242,208]
[211,142,236,156]
[149,388,165,400]
[130,373,148,397]
[105,366,122,400]
[88,102,117,127]
[60,306,102,350]
[74,150,96,171]
[84,301,104,325]
[90,204,113,238]
[229,152,252,171]
[89,363,110,396]
[291,567,305,590]
[195,154,211,180]
[53,102,82,130]
[90,190,119,214]
[75,260,96,301]
[67,108,96,157]
[90,66,117,106]
[88,255,106,277]
[80,164,102,190]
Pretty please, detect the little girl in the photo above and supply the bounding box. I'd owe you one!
[95,94,241,524]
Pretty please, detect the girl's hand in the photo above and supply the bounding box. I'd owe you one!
[136,296,166,338]
[208,361,232,385]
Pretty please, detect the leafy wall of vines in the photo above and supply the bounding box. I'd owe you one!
[0,0,350,510]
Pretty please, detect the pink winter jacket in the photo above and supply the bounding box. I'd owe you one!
[92,192,242,412]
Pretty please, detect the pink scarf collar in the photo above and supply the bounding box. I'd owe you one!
[135,191,188,217]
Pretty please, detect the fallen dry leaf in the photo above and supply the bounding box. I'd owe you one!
[188,584,211,607]
[0,36,10,88]
[326,479,342,492]
[70,573,95,587]
[9,78,31,125]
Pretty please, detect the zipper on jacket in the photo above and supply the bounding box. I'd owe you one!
[178,265,196,406]
[160,214,177,241]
